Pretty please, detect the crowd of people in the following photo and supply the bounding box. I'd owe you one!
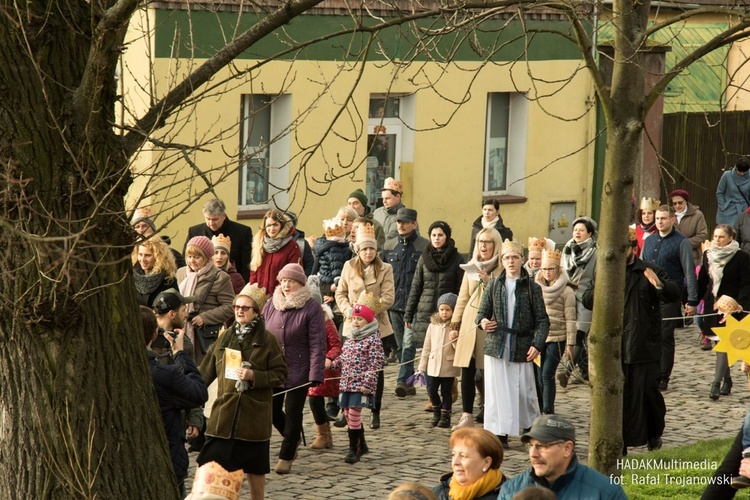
[132,161,750,498]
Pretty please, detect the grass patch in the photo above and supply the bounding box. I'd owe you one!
[621,437,736,499]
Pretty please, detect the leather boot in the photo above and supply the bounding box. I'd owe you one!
[274,458,294,474]
[357,428,369,456]
[309,422,333,449]
[344,429,360,464]
[721,377,733,396]
[710,382,721,401]
[437,410,451,429]
[333,411,347,428]
[430,408,441,427]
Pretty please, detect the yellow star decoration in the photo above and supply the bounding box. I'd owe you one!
[713,314,750,366]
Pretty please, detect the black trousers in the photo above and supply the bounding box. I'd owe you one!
[272,386,308,460]
[427,376,454,411]
[660,300,681,382]
[701,427,742,500]
[308,395,328,426]
[460,357,484,414]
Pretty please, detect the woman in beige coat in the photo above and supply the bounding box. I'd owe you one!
[336,222,394,429]
[177,236,235,363]
[449,227,503,430]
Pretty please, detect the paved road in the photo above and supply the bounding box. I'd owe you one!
[187,325,748,498]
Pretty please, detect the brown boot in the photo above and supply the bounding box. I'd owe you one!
[274,458,294,474]
[309,422,333,449]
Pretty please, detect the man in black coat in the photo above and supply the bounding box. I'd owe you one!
[583,228,680,454]
[141,306,208,496]
[184,198,253,281]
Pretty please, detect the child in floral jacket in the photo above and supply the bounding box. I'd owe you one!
[331,296,384,464]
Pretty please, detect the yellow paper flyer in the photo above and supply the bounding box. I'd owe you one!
[224,348,242,380]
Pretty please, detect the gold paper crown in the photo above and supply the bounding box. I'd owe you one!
[628,227,637,243]
[189,461,243,500]
[238,283,269,311]
[356,291,382,315]
[501,239,523,257]
[640,197,661,211]
[355,223,377,250]
[541,249,562,267]
[212,234,231,252]
[323,218,346,238]
[527,237,547,253]
[715,295,741,315]
[132,206,153,222]
[382,177,403,194]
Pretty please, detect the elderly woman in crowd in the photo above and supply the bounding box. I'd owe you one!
[697,224,750,400]
[132,236,177,307]
[262,263,327,474]
[468,199,513,256]
[405,221,464,348]
[433,428,507,499]
[177,236,235,362]
[450,227,503,430]
[535,249,576,415]
[475,239,549,449]
[557,216,597,386]
[336,222,395,430]
[198,283,287,500]
[250,209,302,295]
[212,235,245,294]
[671,189,708,266]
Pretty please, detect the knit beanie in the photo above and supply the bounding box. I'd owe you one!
[352,303,375,324]
[428,220,452,240]
[277,263,307,285]
[348,189,368,207]
[132,207,157,233]
[437,293,458,311]
[187,236,215,259]
[669,189,690,203]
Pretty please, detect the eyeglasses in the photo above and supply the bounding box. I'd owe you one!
[233,305,252,312]
[502,255,521,261]
[524,440,566,452]
[478,240,494,245]
[671,200,686,205]
[541,268,557,272]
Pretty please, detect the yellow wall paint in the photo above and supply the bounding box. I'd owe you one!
[125,55,595,252]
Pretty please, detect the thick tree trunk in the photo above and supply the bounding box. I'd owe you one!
[0,4,177,498]
[587,0,650,476]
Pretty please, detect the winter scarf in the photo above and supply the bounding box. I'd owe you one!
[263,227,294,254]
[481,215,499,229]
[562,237,596,279]
[271,283,313,311]
[537,271,570,305]
[133,265,166,295]
[448,468,502,500]
[709,240,741,297]
[472,255,500,276]
[235,316,261,343]
[423,239,459,272]
[179,261,214,343]
[639,222,656,234]
[349,320,379,341]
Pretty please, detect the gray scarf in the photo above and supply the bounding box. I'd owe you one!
[133,266,166,295]
[708,240,740,297]
[263,234,293,254]
[349,320,379,341]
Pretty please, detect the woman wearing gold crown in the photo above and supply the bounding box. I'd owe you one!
[336,222,394,429]
[475,239,549,448]
[198,283,287,500]
[634,197,660,256]
[534,248,576,414]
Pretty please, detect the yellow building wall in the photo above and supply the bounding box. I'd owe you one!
[126,54,594,252]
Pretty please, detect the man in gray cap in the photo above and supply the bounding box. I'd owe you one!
[498,415,626,499]
[382,208,428,406]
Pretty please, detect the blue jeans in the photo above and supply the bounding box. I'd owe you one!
[390,310,416,384]
[390,310,405,361]
[742,409,750,451]
[538,341,565,413]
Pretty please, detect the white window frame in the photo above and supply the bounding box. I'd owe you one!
[239,94,291,209]
[483,92,528,197]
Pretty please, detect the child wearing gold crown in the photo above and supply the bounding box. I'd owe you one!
[330,294,385,464]
[534,248,576,415]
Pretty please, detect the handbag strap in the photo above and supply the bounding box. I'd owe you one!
[731,173,750,206]
[197,271,219,310]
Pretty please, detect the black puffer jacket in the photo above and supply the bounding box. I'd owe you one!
[382,232,430,312]
[148,349,208,482]
[312,237,353,288]
[404,241,465,346]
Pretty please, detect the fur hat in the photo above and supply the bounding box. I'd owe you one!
[382,177,403,194]
[277,263,306,285]
[187,236,215,259]
[212,234,231,253]
[355,223,377,252]
[238,283,269,311]
[437,293,458,311]
[348,189,368,207]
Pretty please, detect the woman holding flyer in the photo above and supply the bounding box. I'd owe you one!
[198,283,287,500]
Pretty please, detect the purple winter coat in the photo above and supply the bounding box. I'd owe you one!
[262,285,327,389]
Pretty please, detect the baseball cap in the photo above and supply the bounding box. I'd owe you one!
[521,415,576,444]
[152,288,196,314]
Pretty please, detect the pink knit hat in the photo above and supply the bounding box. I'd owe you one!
[352,304,375,324]
[186,236,215,259]
[277,263,306,285]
